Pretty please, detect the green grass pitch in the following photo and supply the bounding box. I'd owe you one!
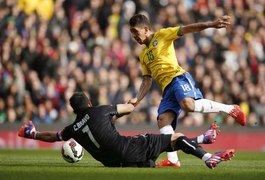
[1,149,265,180]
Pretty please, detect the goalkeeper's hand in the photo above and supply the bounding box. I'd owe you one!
[18,121,37,139]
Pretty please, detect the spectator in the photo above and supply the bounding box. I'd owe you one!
[0,98,6,123]
[0,0,264,127]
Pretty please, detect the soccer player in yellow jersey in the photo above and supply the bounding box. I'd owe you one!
[128,14,246,168]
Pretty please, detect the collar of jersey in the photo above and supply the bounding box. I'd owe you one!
[146,34,155,48]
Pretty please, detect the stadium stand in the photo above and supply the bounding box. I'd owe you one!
[0,0,264,127]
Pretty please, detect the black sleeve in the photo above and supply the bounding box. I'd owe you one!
[101,105,118,117]
[59,124,74,141]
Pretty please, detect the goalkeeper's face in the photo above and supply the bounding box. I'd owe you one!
[130,26,149,45]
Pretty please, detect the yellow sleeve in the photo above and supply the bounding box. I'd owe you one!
[158,26,182,41]
[140,61,151,76]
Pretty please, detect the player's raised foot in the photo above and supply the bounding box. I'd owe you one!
[229,105,246,126]
[205,149,235,169]
[156,158,181,168]
[203,122,220,144]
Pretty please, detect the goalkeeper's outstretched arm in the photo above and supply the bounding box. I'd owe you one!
[18,121,62,142]
[116,104,135,116]
[35,131,60,142]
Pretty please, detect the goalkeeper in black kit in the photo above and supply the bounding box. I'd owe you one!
[18,92,235,169]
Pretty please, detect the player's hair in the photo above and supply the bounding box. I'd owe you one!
[129,14,151,29]
[70,92,89,114]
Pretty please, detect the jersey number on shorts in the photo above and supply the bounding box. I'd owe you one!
[180,84,191,91]
[82,125,100,148]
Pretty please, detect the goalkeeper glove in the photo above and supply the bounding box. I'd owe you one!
[18,121,37,139]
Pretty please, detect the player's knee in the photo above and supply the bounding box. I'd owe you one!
[180,98,195,112]
[157,112,175,128]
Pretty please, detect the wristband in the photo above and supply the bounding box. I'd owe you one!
[56,131,63,141]
[32,131,38,139]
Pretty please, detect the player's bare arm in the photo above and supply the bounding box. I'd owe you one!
[128,75,152,106]
[18,120,61,142]
[111,104,135,123]
[178,15,231,36]
[116,104,135,115]
[35,132,59,142]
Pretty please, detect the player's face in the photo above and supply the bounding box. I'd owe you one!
[130,26,148,45]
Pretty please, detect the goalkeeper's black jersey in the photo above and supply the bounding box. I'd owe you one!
[61,105,127,166]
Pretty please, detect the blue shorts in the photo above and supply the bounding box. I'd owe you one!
[158,73,203,129]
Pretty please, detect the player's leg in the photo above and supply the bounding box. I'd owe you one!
[170,74,221,144]
[156,76,192,167]
[190,121,220,144]
[156,82,184,167]
[180,97,246,126]
[156,111,181,167]
[176,73,246,126]
[171,133,235,169]
[193,99,246,125]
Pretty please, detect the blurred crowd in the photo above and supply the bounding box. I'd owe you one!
[0,0,264,127]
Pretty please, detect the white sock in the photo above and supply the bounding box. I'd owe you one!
[194,99,234,114]
[202,153,212,161]
[197,134,204,144]
[160,125,179,163]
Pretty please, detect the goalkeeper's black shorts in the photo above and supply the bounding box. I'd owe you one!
[120,134,172,167]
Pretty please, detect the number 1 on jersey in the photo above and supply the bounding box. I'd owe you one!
[82,125,100,148]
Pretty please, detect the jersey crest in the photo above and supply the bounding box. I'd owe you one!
[153,40,158,47]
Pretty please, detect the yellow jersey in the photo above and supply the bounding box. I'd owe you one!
[139,26,186,93]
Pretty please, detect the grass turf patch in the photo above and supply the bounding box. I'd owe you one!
[1,149,265,180]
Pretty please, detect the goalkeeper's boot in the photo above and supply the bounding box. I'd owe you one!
[156,158,181,168]
[229,105,246,126]
[203,122,220,144]
[18,120,36,138]
[205,149,235,169]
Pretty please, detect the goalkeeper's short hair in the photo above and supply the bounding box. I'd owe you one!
[70,92,89,114]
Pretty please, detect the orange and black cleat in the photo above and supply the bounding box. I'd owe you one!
[229,105,247,126]
[205,149,235,169]
[156,158,181,168]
